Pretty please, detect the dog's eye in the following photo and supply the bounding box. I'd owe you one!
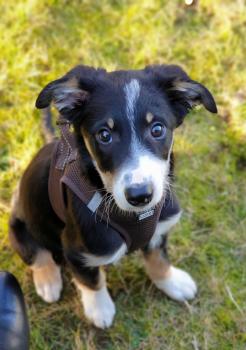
[151,123,166,139]
[97,128,112,144]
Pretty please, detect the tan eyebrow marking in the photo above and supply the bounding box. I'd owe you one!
[146,112,154,124]
[107,118,114,129]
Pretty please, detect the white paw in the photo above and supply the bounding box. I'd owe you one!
[80,286,116,329]
[154,266,197,302]
[33,266,63,303]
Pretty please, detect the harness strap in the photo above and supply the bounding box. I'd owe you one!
[48,117,77,222]
[48,141,66,222]
[55,119,77,170]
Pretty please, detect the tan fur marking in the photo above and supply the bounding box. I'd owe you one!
[144,249,171,281]
[146,112,154,124]
[10,182,24,220]
[82,129,114,191]
[64,76,79,89]
[99,170,114,192]
[74,268,106,291]
[30,250,62,303]
[170,80,200,93]
[82,132,95,159]
[31,250,60,285]
[107,118,114,129]
[59,77,89,103]
[81,129,114,193]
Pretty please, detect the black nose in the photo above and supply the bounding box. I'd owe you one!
[125,183,153,207]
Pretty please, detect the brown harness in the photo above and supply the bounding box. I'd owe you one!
[48,119,165,252]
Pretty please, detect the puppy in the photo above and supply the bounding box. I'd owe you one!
[9,64,217,329]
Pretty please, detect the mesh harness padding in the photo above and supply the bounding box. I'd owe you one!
[48,119,166,252]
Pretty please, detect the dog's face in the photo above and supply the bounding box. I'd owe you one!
[36,65,217,213]
[80,76,176,213]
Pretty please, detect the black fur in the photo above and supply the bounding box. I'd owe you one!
[10,64,217,290]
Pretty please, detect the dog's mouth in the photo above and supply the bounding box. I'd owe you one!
[96,173,165,214]
[94,154,170,214]
[111,172,168,214]
[89,144,171,214]
[112,154,170,213]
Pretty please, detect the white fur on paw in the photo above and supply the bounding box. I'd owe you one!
[33,266,63,303]
[80,286,115,329]
[154,266,197,302]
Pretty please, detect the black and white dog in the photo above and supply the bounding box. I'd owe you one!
[9,64,217,329]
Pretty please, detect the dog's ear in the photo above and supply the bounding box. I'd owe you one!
[145,64,217,126]
[35,65,106,121]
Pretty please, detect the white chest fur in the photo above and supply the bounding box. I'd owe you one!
[148,211,182,249]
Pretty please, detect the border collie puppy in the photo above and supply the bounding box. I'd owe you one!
[9,64,217,329]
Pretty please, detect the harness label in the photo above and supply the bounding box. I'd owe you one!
[87,192,103,212]
[138,209,154,221]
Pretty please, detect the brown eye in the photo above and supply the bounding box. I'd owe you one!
[151,123,166,139]
[97,129,112,144]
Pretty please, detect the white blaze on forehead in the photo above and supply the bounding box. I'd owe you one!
[124,79,141,154]
[124,79,140,124]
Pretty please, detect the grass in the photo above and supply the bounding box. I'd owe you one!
[0,0,246,349]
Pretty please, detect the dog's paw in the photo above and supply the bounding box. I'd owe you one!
[33,265,63,303]
[154,266,197,302]
[81,286,116,329]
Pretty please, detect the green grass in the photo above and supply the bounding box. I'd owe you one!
[0,0,246,349]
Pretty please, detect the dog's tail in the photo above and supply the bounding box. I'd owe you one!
[41,106,56,143]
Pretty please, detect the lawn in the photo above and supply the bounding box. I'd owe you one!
[0,0,246,349]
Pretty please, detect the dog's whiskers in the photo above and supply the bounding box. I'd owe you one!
[98,192,113,224]
[94,191,109,223]
[105,194,114,227]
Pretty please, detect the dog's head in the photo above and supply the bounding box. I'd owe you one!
[36,65,217,213]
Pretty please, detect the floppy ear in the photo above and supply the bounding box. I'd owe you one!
[35,65,106,121]
[145,64,217,126]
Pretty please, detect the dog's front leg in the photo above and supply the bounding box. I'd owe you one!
[65,252,115,329]
[143,217,197,302]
